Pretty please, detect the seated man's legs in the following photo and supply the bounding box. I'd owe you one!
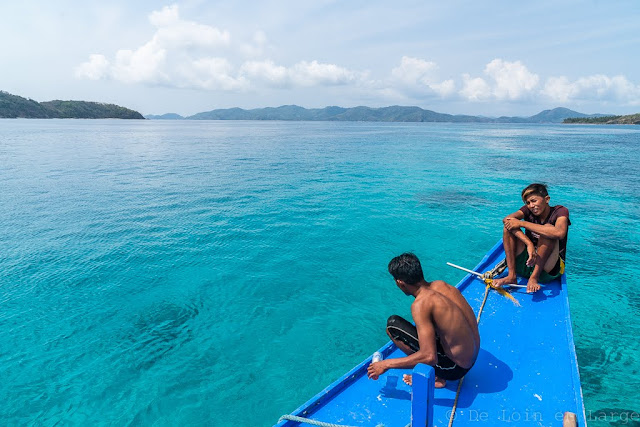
[526,236,560,292]
[386,315,469,388]
[493,226,525,287]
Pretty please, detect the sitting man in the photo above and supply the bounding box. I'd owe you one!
[367,253,479,388]
[493,183,571,293]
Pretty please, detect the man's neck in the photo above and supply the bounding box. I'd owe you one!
[539,205,552,223]
[411,280,430,297]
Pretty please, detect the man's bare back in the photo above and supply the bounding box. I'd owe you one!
[367,253,480,387]
[416,281,479,369]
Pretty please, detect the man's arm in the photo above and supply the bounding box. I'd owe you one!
[503,210,536,265]
[503,210,525,222]
[367,301,437,379]
[505,216,569,241]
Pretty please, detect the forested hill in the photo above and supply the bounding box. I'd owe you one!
[0,91,144,119]
[563,114,640,124]
[168,105,607,123]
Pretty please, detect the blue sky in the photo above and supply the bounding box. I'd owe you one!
[2,0,639,116]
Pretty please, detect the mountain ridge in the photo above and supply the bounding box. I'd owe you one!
[147,105,609,123]
[0,91,144,119]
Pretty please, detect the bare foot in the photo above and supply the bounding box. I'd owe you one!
[526,277,540,293]
[402,374,446,388]
[403,374,412,386]
[492,275,516,288]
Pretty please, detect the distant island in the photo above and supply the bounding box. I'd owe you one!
[0,91,144,119]
[3,89,636,124]
[563,114,640,125]
[147,106,613,124]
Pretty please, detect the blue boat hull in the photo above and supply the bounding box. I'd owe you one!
[276,240,586,426]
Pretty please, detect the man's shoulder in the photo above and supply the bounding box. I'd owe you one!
[429,279,451,288]
[551,205,570,219]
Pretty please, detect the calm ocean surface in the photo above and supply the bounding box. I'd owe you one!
[0,120,638,426]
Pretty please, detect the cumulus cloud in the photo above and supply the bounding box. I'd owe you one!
[75,4,238,89]
[291,61,360,86]
[180,58,248,91]
[75,5,640,109]
[239,59,362,88]
[240,60,289,87]
[149,4,230,49]
[75,54,109,80]
[75,4,364,92]
[542,74,640,105]
[459,74,492,101]
[459,59,539,101]
[485,59,539,100]
[111,41,168,85]
[389,56,456,98]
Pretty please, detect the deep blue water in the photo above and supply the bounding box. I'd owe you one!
[0,120,638,426]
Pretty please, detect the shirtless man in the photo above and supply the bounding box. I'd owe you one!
[492,183,570,293]
[367,253,479,388]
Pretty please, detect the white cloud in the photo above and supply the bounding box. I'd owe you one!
[389,56,456,98]
[460,74,492,101]
[460,59,539,101]
[75,4,365,92]
[74,4,639,109]
[111,42,168,85]
[290,60,360,86]
[484,59,539,100]
[542,74,640,105]
[239,59,363,88]
[75,54,109,80]
[391,56,437,84]
[151,5,230,50]
[240,60,289,87]
[181,58,248,91]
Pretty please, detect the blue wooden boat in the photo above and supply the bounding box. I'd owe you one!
[275,240,586,426]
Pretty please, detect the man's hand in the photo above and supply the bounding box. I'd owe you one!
[526,244,537,267]
[503,217,522,231]
[367,361,388,380]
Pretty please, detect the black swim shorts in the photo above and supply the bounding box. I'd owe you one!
[386,315,471,381]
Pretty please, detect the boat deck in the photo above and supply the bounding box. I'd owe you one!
[276,241,586,426]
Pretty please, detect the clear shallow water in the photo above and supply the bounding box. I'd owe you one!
[0,120,638,426]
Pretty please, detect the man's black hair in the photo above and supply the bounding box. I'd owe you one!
[388,253,424,285]
[521,183,549,201]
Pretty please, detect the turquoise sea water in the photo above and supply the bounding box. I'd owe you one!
[0,120,638,426]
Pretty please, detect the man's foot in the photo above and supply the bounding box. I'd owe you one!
[403,374,412,386]
[492,275,517,288]
[526,277,540,293]
[402,374,446,388]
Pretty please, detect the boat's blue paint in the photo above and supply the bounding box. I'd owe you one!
[411,364,435,426]
[276,241,586,426]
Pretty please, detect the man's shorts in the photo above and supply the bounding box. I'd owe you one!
[386,315,472,381]
[515,250,564,283]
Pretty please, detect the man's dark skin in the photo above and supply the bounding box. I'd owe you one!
[367,278,480,388]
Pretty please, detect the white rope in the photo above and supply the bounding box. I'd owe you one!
[278,414,358,427]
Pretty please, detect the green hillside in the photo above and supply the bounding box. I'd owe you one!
[564,114,640,124]
[0,91,144,119]
[183,106,606,123]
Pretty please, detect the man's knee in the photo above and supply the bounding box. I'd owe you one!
[386,315,419,353]
[386,315,415,337]
[536,236,559,254]
[387,315,404,327]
